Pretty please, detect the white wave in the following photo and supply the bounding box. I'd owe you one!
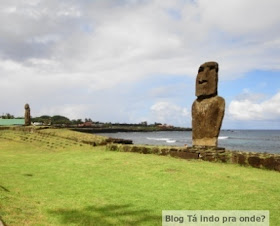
[147,137,170,141]
[166,139,176,143]
[218,136,229,140]
[147,137,176,143]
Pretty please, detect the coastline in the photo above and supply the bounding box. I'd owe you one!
[84,130,280,154]
[1,126,279,172]
[107,143,280,172]
[71,126,191,133]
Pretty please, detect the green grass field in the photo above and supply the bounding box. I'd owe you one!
[0,128,280,225]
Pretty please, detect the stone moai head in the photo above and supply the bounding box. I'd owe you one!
[25,104,30,110]
[195,61,218,98]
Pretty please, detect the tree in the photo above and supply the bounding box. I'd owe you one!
[1,113,15,119]
[71,119,83,125]
[77,119,83,124]
[51,115,71,125]
[32,115,51,125]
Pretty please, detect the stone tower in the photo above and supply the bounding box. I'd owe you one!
[24,104,31,126]
[192,61,225,147]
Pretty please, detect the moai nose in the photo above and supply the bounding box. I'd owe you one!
[203,67,210,77]
[199,68,209,82]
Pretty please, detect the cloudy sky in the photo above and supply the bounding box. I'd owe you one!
[1,0,280,129]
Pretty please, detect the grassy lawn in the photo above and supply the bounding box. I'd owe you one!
[0,129,280,225]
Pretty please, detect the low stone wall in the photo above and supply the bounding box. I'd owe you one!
[106,144,280,172]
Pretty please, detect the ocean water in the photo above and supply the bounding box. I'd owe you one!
[98,130,280,154]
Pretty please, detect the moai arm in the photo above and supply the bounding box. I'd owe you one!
[215,96,225,136]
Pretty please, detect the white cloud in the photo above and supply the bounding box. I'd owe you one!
[1,0,280,127]
[150,101,189,126]
[1,0,280,81]
[229,91,280,121]
[37,104,89,120]
[198,0,280,36]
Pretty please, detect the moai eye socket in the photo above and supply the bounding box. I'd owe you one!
[198,66,204,73]
[208,65,218,73]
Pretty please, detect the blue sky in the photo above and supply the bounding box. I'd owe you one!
[0,0,280,129]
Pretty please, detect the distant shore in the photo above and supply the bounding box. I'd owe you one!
[71,126,191,134]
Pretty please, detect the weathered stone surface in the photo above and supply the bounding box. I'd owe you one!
[105,143,280,172]
[170,150,199,160]
[237,154,246,165]
[192,61,225,147]
[131,146,140,152]
[141,147,149,154]
[263,157,276,170]
[122,145,130,152]
[24,103,31,126]
[196,61,219,98]
[106,137,133,144]
[275,159,280,172]
[248,156,263,168]
[216,154,230,163]
[151,147,160,154]
[160,148,169,155]
[192,96,225,146]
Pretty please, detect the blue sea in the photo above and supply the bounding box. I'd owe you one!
[98,130,280,154]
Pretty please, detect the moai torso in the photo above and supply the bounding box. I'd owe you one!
[25,104,31,126]
[192,62,225,147]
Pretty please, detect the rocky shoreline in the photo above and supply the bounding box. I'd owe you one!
[106,143,280,173]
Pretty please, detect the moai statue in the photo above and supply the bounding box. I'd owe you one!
[192,61,225,147]
[24,104,31,126]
